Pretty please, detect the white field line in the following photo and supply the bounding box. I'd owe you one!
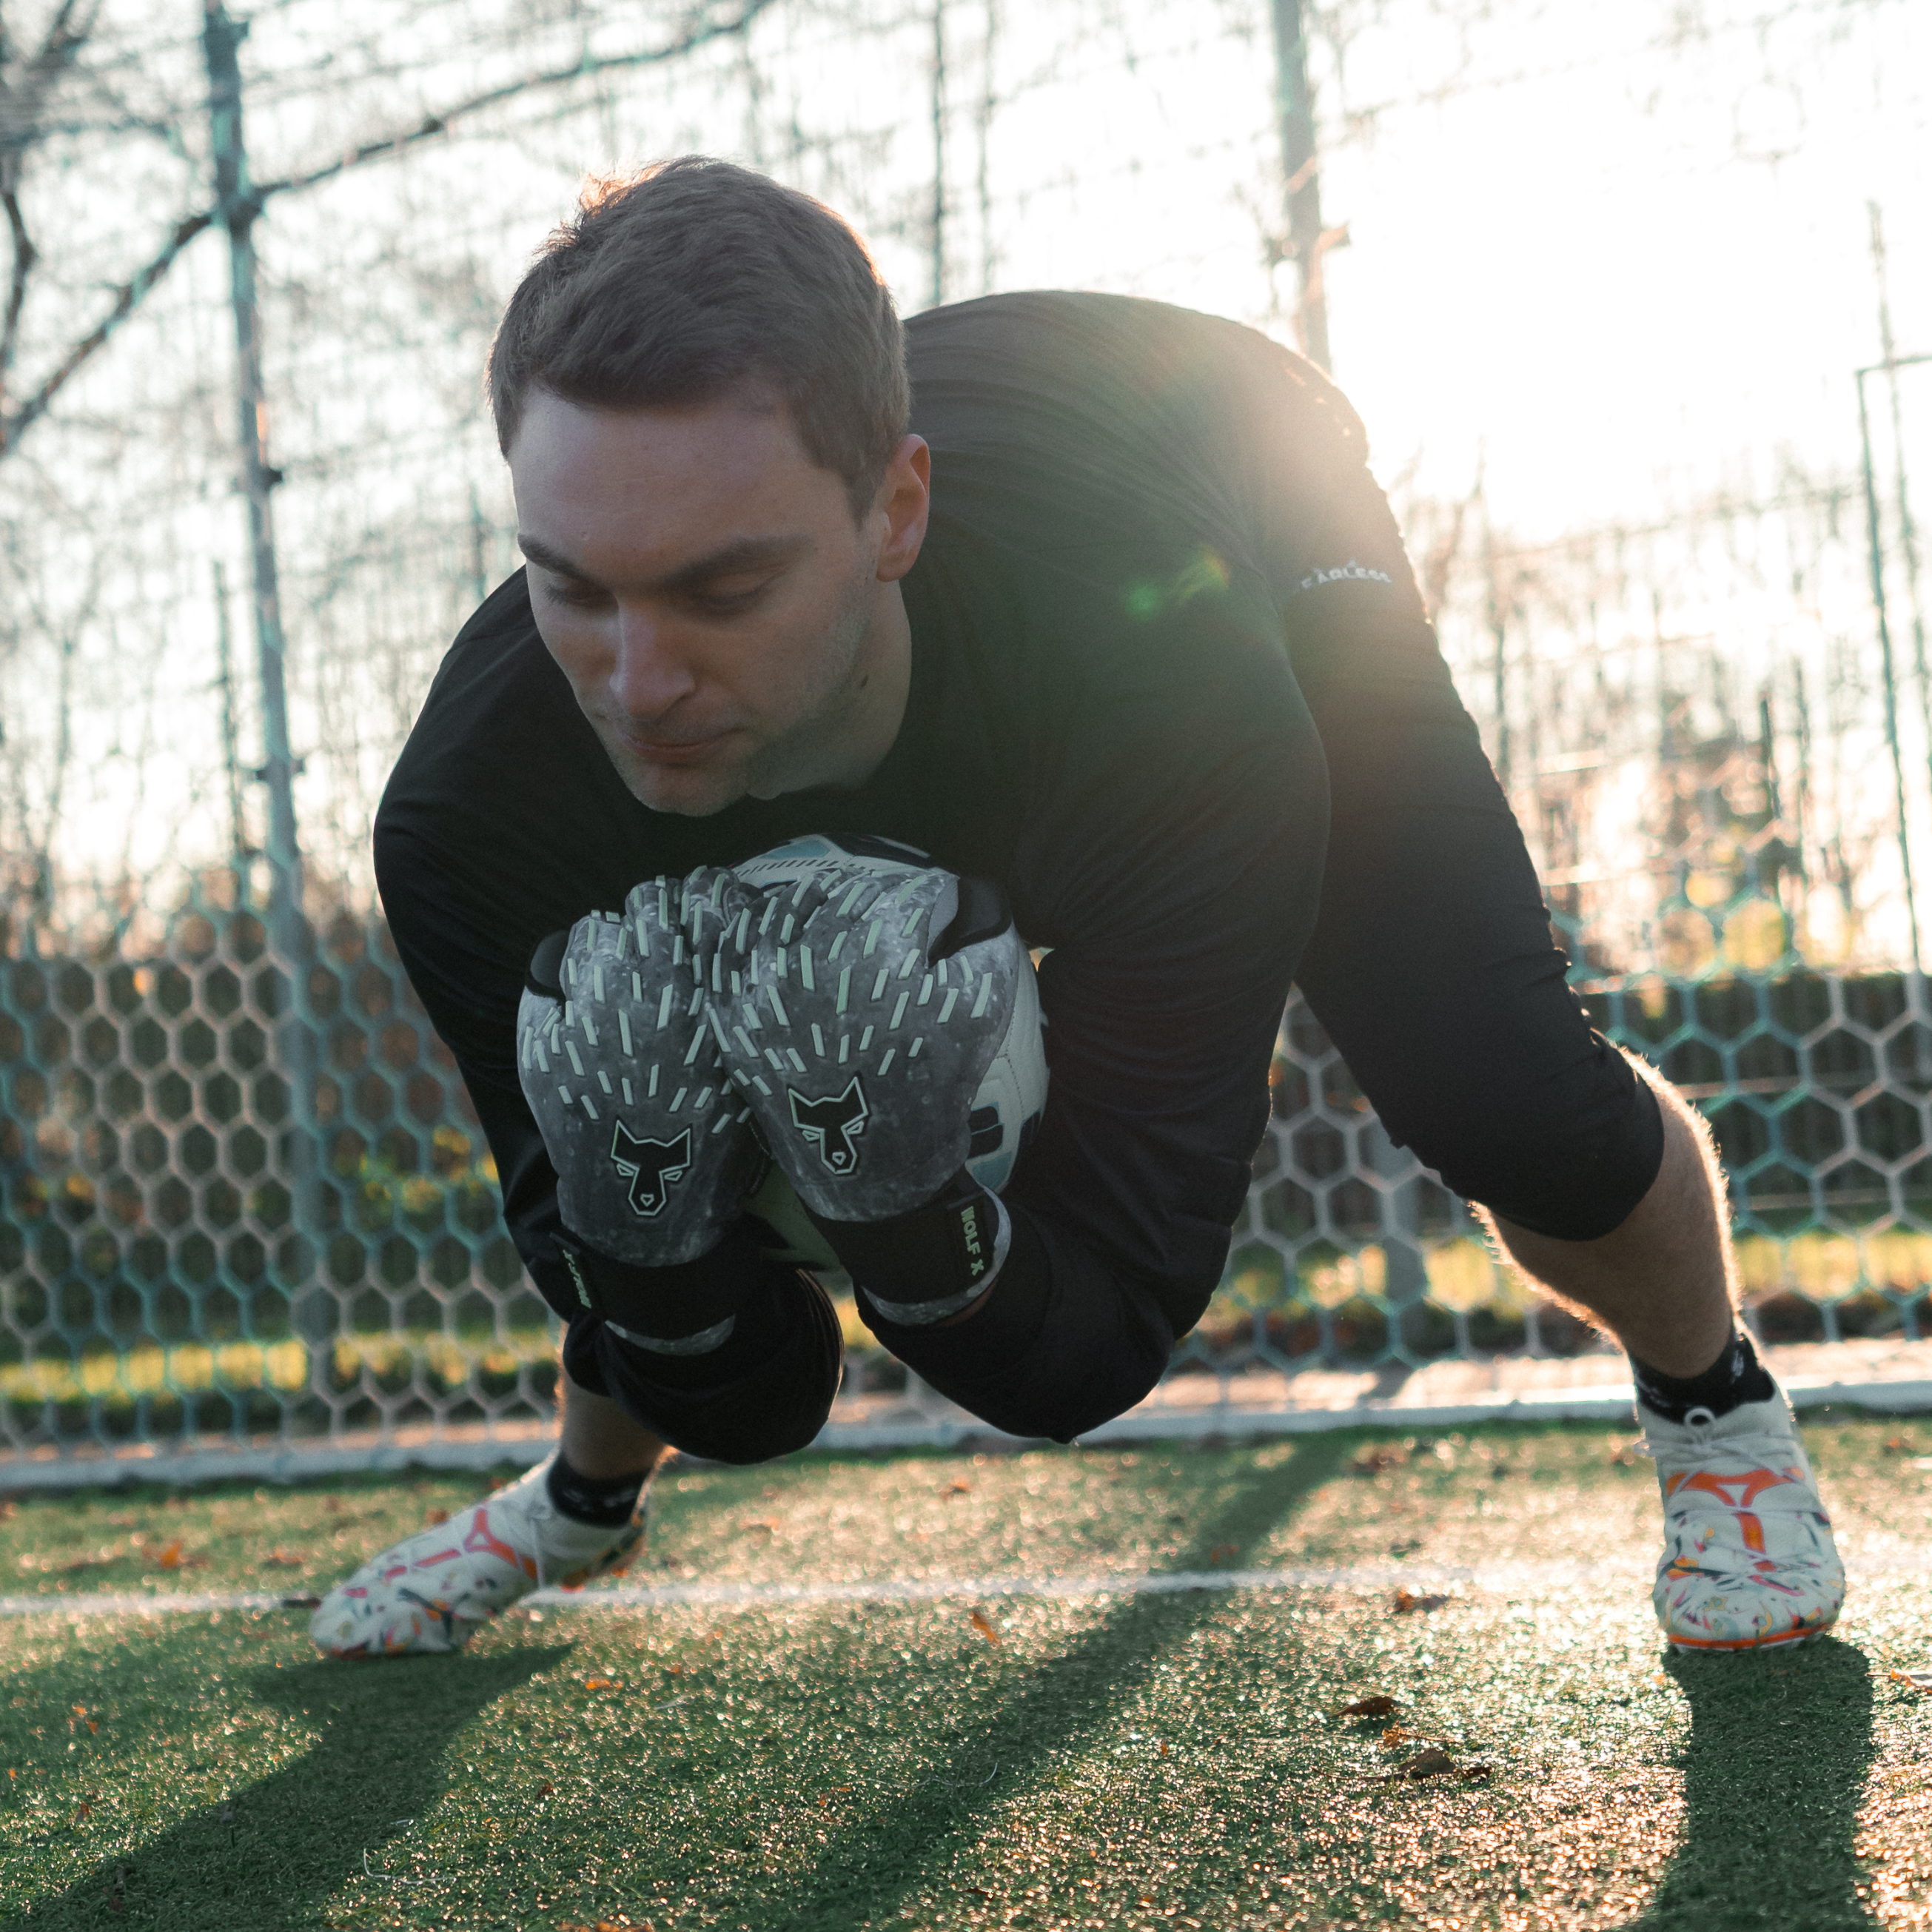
[7,1552,1932,1621]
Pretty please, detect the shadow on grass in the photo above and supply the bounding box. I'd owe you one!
[7,1643,571,1930]
[1630,1637,1875,1931]
[721,1430,1358,1931]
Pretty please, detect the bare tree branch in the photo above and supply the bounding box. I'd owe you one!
[257,0,782,198]
[0,185,32,388]
[0,204,211,452]
[0,0,779,458]
[0,0,101,426]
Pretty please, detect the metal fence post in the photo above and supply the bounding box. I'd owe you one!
[203,0,329,1394]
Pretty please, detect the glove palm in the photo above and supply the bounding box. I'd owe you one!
[516,873,764,1267]
[703,860,1027,1221]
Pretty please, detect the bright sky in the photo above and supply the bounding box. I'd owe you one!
[1318,2,1932,535]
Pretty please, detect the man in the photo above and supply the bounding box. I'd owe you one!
[311,157,1842,1660]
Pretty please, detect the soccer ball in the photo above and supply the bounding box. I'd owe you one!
[731,833,1048,1195]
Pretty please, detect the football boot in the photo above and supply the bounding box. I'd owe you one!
[1643,1386,1845,1651]
[309,1455,645,1658]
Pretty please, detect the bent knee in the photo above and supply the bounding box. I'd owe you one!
[588,1273,845,1464]
[1394,1045,1666,1241]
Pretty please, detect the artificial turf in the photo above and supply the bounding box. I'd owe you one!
[4,1415,1932,1929]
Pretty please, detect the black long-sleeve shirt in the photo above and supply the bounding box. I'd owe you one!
[374,291,1433,1344]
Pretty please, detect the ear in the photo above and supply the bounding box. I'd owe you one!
[873,434,930,585]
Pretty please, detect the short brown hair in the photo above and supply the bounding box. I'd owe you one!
[489,158,909,517]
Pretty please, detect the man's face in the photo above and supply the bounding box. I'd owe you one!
[509,386,925,816]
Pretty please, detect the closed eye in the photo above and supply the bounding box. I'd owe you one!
[680,577,780,618]
[537,572,610,611]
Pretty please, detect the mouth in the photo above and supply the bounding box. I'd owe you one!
[611,725,734,767]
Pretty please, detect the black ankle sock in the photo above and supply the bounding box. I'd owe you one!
[546,1452,646,1527]
[1631,1326,1775,1423]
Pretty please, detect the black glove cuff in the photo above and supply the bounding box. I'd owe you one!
[552,1223,762,1353]
[805,1172,1003,1312]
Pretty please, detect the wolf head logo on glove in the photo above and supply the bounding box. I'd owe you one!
[788,1078,870,1173]
[609,1123,693,1216]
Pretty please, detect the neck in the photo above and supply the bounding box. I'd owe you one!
[748,581,913,801]
[839,583,913,784]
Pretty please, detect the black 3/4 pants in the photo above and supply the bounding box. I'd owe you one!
[1288,621,1665,1244]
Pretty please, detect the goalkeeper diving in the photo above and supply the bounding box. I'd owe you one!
[312,159,1843,1659]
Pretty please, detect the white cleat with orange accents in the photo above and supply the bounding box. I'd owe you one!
[309,1456,645,1658]
[1643,1386,1845,1652]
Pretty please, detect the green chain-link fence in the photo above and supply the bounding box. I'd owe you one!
[10,860,1932,1481]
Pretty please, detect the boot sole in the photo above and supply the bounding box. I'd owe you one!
[1666,1620,1837,1654]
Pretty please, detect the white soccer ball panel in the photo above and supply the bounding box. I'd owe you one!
[966,945,1048,1195]
[732,832,931,888]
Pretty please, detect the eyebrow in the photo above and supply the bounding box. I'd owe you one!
[516,532,810,594]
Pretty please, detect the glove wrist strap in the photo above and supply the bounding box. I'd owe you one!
[553,1226,756,1355]
[808,1174,1010,1326]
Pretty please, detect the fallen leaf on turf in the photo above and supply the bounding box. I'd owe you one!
[1380,1724,1414,1749]
[1461,1762,1494,1780]
[1337,1695,1401,1718]
[1208,1543,1240,1566]
[1386,1748,1458,1782]
[423,1508,450,1528]
[74,1799,92,1821]
[261,1550,301,1569]
[1393,1589,1450,1615]
[742,1519,778,1534]
[1890,1669,1932,1692]
[155,1540,184,1568]
[535,1782,554,1797]
[1351,1444,1408,1474]
[969,1609,1001,1644]
[941,1480,971,1495]
[582,1677,623,1691]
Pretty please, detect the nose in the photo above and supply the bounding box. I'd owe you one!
[608,603,697,720]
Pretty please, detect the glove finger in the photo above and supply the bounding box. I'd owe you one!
[619,873,685,963]
[680,864,772,1002]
